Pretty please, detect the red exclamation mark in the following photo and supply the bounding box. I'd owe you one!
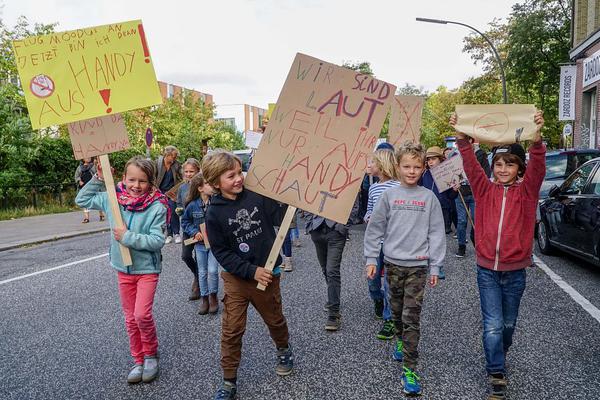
[99,89,112,113]
[138,24,150,63]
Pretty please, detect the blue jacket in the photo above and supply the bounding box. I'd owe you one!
[419,169,457,209]
[181,198,206,239]
[75,177,167,274]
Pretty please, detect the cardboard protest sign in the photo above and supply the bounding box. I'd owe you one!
[12,20,162,129]
[388,95,425,146]
[454,104,537,145]
[430,154,467,193]
[67,113,130,159]
[244,130,263,149]
[244,53,396,224]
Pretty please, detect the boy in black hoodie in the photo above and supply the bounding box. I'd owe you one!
[203,151,293,400]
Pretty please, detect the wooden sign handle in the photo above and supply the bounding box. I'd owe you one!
[99,154,133,266]
[257,205,297,291]
[457,190,475,229]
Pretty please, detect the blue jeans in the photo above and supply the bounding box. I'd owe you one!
[477,266,526,375]
[195,244,219,296]
[282,230,292,257]
[367,248,391,320]
[455,194,475,246]
[167,199,180,236]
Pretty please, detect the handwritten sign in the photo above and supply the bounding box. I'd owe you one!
[244,53,396,224]
[388,95,425,146]
[430,154,466,193]
[67,113,130,160]
[245,130,263,149]
[454,104,537,145]
[12,20,162,129]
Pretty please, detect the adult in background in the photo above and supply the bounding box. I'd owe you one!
[155,146,183,243]
[75,157,105,223]
[443,147,458,233]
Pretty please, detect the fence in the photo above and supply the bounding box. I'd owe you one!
[0,182,78,210]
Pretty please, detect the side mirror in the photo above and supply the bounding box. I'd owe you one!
[548,185,561,198]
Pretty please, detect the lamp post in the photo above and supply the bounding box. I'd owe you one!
[416,17,508,104]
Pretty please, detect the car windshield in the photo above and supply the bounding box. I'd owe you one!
[545,154,567,179]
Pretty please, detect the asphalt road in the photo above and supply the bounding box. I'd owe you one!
[1,225,600,400]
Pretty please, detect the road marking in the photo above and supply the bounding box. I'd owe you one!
[534,254,600,324]
[0,253,108,286]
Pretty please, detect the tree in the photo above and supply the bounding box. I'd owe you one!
[341,61,374,76]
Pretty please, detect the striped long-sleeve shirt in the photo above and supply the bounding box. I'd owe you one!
[364,179,400,222]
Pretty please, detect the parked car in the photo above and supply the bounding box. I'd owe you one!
[537,157,600,265]
[233,149,253,175]
[539,149,600,199]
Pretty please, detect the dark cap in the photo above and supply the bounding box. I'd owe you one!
[491,143,526,165]
[376,142,395,151]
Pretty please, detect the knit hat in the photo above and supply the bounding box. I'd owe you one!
[426,146,444,158]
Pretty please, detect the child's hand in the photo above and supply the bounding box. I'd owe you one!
[254,267,273,287]
[449,113,467,140]
[113,226,127,241]
[429,275,439,287]
[194,232,203,241]
[366,264,377,280]
[533,110,544,143]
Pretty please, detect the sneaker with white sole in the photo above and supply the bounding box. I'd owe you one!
[142,355,159,383]
[165,236,173,244]
[174,234,182,244]
[127,364,143,384]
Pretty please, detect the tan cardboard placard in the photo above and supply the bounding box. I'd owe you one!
[67,113,130,160]
[430,154,467,193]
[388,95,425,146]
[244,53,396,224]
[454,104,537,145]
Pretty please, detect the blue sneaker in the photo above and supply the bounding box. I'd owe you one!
[438,266,446,280]
[392,339,403,361]
[402,367,422,396]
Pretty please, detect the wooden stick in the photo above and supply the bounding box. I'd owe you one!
[99,154,132,266]
[184,237,198,246]
[257,205,297,291]
[457,190,475,230]
[183,223,209,247]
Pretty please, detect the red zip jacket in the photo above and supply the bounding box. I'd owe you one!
[457,139,546,271]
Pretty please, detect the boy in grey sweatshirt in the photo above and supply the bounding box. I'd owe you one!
[364,143,446,396]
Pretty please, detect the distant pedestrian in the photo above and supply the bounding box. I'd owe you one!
[76,156,168,384]
[177,158,202,301]
[451,111,545,400]
[74,157,105,223]
[364,142,445,397]
[155,146,182,244]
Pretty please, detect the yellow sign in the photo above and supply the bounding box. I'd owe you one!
[267,103,276,119]
[12,20,162,129]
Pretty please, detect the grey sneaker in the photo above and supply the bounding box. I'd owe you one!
[275,344,294,376]
[325,314,341,331]
[142,355,159,383]
[214,381,237,400]
[127,364,143,384]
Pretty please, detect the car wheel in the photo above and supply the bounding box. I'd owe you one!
[537,221,554,255]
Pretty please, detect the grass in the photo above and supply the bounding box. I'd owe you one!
[0,204,78,221]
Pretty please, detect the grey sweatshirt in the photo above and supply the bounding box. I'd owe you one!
[364,185,446,276]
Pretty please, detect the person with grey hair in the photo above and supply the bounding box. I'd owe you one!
[155,146,183,243]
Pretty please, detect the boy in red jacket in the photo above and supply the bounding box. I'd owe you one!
[451,111,545,400]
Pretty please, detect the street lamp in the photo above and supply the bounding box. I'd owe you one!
[416,17,508,104]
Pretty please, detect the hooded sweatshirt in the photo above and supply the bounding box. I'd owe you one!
[205,188,285,280]
[457,138,545,271]
[364,185,446,276]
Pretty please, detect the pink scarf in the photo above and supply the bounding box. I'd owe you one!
[116,181,171,224]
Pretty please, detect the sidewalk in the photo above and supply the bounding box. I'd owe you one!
[0,211,109,252]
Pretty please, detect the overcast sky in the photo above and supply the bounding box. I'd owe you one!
[2,0,518,108]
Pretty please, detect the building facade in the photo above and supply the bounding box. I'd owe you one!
[157,81,214,106]
[571,0,600,148]
[214,104,267,133]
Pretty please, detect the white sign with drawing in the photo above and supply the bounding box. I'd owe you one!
[244,130,263,149]
[430,154,467,193]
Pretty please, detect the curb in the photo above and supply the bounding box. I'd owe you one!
[0,228,111,252]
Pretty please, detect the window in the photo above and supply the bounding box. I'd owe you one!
[167,84,174,98]
[562,162,596,195]
[588,166,600,195]
[545,154,568,179]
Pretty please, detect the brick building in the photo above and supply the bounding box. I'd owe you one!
[157,81,214,106]
[571,0,600,148]
[214,104,267,133]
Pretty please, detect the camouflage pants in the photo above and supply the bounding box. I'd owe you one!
[385,262,427,370]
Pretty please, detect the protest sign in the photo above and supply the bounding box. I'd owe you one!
[388,95,425,146]
[245,130,263,149]
[12,20,162,129]
[67,113,130,159]
[430,154,466,193]
[245,53,396,224]
[454,104,537,145]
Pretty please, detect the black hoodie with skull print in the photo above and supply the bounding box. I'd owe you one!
[206,188,285,280]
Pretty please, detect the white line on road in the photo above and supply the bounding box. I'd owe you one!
[534,254,600,324]
[0,253,108,286]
